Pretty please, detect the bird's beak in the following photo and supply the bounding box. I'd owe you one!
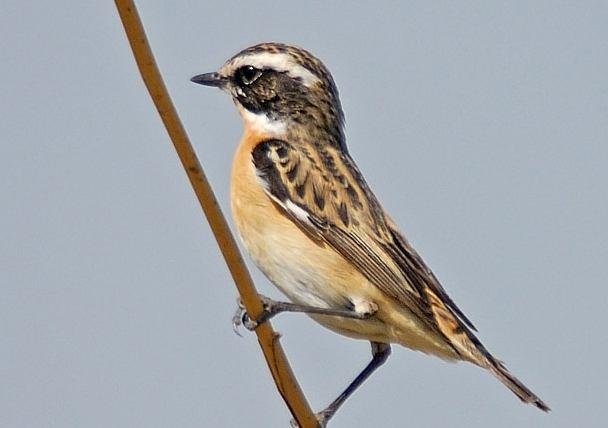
[190,72,226,88]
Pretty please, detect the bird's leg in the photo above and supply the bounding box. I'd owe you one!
[232,295,377,332]
[292,342,391,427]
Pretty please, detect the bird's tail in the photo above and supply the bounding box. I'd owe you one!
[484,354,550,412]
[423,287,550,411]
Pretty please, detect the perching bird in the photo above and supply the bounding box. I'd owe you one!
[191,42,549,426]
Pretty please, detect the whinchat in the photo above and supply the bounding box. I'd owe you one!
[192,42,549,426]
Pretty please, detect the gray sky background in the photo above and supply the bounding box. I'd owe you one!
[2,1,607,427]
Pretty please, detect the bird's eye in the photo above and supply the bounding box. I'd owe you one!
[237,65,262,85]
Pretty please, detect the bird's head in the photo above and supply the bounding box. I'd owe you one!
[192,43,346,149]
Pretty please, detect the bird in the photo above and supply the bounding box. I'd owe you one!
[191,42,549,426]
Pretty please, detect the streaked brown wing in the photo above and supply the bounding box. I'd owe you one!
[251,139,476,334]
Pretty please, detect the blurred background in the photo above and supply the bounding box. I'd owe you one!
[2,1,607,427]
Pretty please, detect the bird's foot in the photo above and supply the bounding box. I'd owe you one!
[289,409,332,428]
[232,295,275,335]
[232,295,377,336]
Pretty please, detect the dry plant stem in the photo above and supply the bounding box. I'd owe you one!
[113,2,320,427]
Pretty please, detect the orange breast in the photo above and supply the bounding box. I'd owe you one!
[230,128,354,307]
[229,127,459,358]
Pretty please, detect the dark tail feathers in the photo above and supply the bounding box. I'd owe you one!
[486,356,550,412]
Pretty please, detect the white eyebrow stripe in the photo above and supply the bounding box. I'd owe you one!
[226,52,320,87]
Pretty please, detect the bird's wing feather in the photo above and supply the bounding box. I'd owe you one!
[251,139,476,337]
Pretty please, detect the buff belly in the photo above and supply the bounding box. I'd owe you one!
[230,136,459,360]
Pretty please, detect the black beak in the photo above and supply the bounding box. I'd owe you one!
[190,72,226,88]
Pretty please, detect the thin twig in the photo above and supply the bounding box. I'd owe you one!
[113,2,319,426]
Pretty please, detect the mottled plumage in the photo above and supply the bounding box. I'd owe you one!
[191,42,549,424]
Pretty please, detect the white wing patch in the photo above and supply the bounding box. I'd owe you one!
[255,173,313,227]
[285,200,311,223]
[252,149,313,227]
